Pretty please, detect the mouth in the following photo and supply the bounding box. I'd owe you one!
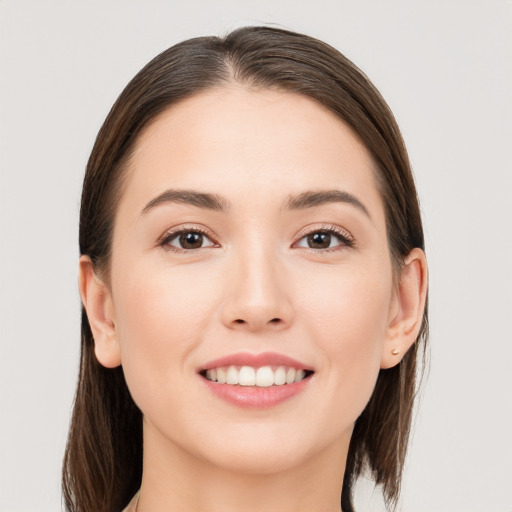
[199,365,314,387]
[197,352,315,408]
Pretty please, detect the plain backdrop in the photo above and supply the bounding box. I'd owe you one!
[0,1,511,511]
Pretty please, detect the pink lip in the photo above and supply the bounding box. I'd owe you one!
[199,351,314,372]
[198,352,314,409]
[201,378,311,408]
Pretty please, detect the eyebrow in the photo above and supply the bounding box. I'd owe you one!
[283,189,370,218]
[141,189,229,215]
[140,188,370,218]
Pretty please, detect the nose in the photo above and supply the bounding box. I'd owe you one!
[221,245,293,332]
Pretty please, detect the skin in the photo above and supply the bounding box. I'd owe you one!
[80,86,427,512]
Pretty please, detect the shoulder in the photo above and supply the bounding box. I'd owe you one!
[121,492,139,512]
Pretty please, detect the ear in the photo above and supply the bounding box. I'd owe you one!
[381,248,428,369]
[79,255,122,368]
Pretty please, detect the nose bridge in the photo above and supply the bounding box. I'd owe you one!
[222,235,292,331]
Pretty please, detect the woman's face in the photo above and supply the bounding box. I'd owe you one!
[105,86,399,473]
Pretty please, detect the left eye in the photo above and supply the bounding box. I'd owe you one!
[164,231,215,250]
[295,230,349,250]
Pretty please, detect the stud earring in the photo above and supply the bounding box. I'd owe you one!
[391,348,400,356]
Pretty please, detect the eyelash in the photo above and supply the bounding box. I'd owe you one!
[159,224,355,253]
[293,224,355,253]
[159,226,218,253]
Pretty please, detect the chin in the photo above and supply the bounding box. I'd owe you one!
[187,422,338,476]
[205,444,310,475]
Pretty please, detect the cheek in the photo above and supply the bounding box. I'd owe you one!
[301,262,391,347]
[298,263,392,413]
[111,260,219,409]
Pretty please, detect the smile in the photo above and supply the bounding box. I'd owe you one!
[203,366,312,387]
[198,352,315,408]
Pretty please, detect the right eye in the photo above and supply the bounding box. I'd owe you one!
[161,229,216,251]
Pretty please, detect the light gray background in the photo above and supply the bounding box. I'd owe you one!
[1,1,511,511]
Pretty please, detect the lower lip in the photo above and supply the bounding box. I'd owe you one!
[201,376,312,408]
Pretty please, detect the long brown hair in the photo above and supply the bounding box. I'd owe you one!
[63,26,428,512]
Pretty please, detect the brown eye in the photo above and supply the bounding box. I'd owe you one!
[164,230,215,250]
[295,228,353,251]
[306,232,332,249]
[179,232,204,249]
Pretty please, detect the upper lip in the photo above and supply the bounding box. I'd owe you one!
[199,352,314,372]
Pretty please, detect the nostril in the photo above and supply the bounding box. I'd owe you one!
[231,317,283,327]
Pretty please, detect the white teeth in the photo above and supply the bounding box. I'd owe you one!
[226,365,239,385]
[217,367,227,384]
[239,366,256,386]
[286,368,296,384]
[274,366,286,385]
[204,365,310,387]
[256,366,274,387]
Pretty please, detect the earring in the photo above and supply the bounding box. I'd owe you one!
[391,348,400,356]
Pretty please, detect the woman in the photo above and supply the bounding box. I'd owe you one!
[63,26,428,512]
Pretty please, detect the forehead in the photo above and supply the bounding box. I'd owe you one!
[120,86,384,221]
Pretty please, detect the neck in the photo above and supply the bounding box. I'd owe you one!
[137,420,349,512]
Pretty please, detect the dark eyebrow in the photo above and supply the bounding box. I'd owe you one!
[141,187,369,218]
[140,189,230,215]
[283,189,370,218]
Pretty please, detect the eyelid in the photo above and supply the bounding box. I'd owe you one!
[292,223,355,250]
[157,222,354,252]
[158,224,219,251]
